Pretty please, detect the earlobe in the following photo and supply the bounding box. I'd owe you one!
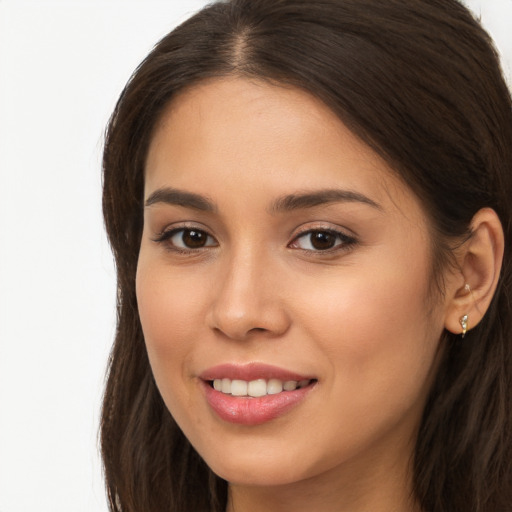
[444,208,504,337]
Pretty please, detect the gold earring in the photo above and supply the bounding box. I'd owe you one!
[459,314,468,338]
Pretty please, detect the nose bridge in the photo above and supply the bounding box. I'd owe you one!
[208,242,288,340]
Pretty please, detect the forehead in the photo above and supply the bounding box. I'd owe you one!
[144,77,421,219]
[148,77,368,169]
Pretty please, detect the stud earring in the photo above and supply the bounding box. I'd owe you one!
[459,314,468,338]
[464,283,471,293]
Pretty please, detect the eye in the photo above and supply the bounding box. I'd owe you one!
[154,228,217,250]
[289,229,356,251]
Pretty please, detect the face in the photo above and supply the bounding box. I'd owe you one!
[137,77,448,489]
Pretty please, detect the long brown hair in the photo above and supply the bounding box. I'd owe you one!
[101,1,512,510]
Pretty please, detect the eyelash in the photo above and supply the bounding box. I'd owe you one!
[152,226,218,254]
[289,228,358,253]
[152,225,358,255]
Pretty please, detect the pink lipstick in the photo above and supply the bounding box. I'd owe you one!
[200,363,317,425]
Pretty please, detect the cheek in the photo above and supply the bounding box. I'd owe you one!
[136,250,206,336]
[135,261,214,440]
[135,256,207,395]
[296,252,443,406]
[301,263,429,340]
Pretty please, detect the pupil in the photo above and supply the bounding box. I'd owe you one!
[183,230,206,248]
[311,231,335,250]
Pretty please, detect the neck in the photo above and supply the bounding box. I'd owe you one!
[227,472,421,512]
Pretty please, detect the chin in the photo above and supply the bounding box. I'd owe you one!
[210,459,304,487]
[194,437,327,488]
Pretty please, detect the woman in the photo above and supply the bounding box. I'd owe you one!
[101,1,512,511]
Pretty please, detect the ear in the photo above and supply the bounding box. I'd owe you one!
[444,208,504,336]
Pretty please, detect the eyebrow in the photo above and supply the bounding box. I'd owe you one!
[270,189,381,213]
[144,187,381,214]
[145,187,217,212]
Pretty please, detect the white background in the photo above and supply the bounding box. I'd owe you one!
[0,1,510,511]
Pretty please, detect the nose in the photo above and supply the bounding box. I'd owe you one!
[206,248,291,341]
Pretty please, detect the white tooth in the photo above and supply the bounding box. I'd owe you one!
[267,379,283,394]
[231,379,248,396]
[283,380,298,391]
[213,379,222,391]
[298,379,310,388]
[221,378,231,394]
[248,379,267,397]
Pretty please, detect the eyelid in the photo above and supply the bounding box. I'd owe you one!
[151,223,218,252]
[150,221,357,254]
[291,221,357,238]
[288,224,358,252]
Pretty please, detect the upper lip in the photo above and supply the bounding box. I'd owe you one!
[199,363,315,382]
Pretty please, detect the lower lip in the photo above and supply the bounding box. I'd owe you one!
[202,381,315,425]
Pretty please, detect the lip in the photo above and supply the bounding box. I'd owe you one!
[199,363,317,426]
[199,362,314,382]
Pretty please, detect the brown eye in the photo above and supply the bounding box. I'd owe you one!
[181,229,208,248]
[309,231,337,250]
[164,228,217,249]
[290,229,357,252]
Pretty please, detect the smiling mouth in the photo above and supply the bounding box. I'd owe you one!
[209,378,317,397]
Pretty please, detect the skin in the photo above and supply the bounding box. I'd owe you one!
[136,77,459,512]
